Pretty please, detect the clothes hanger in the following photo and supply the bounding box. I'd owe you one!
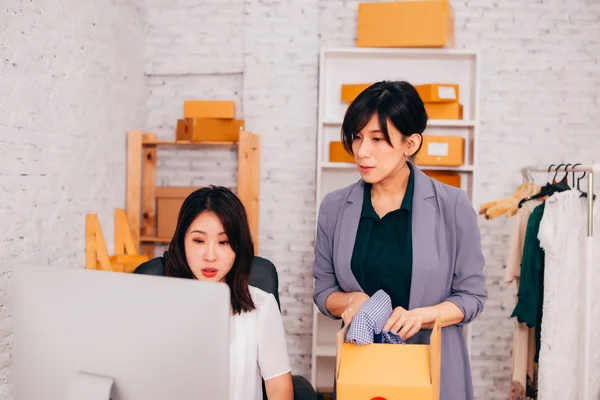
[575,166,596,200]
[518,163,571,208]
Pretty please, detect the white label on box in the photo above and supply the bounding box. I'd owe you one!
[428,142,449,157]
[437,86,457,100]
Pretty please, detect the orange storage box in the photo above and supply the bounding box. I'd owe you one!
[341,83,372,104]
[425,102,463,120]
[336,315,441,399]
[416,84,460,103]
[183,100,236,119]
[424,170,461,188]
[415,136,465,166]
[156,187,199,239]
[356,0,455,48]
[176,118,244,142]
[329,142,354,163]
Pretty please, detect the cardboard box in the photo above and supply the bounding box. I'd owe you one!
[329,142,355,163]
[356,0,455,48]
[424,170,461,188]
[183,100,236,119]
[336,315,441,399]
[425,102,463,120]
[416,84,460,103]
[176,118,244,142]
[156,187,199,239]
[415,136,465,167]
[341,83,372,104]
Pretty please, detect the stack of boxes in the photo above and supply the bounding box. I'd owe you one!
[176,100,243,142]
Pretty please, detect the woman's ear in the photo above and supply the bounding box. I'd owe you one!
[404,134,422,157]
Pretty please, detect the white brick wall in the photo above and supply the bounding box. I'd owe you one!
[0,0,147,397]
[142,0,599,396]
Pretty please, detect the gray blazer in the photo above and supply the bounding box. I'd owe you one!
[312,164,486,400]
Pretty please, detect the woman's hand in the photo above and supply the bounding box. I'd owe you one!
[383,306,423,341]
[341,292,370,326]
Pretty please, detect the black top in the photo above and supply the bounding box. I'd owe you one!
[350,165,414,310]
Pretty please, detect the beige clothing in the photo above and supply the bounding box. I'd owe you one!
[506,200,541,398]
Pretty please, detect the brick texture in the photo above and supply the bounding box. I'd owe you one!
[0,0,147,397]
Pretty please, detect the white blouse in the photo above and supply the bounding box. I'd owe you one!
[229,286,291,400]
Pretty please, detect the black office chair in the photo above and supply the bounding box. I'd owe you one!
[134,253,318,400]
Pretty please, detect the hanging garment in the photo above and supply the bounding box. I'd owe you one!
[345,290,404,345]
[506,200,541,399]
[536,190,600,400]
[505,203,538,398]
[511,201,546,365]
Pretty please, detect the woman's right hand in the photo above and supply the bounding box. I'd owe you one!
[341,292,370,326]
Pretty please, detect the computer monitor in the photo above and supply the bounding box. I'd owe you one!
[12,265,231,400]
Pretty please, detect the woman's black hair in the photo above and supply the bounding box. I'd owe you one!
[341,80,428,157]
[165,185,255,315]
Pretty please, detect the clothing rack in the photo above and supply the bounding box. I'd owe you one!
[520,163,599,400]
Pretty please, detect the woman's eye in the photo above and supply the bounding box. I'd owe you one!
[352,135,361,141]
[373,137,383,142]
[219,241,229,245]
[193,239,204,244]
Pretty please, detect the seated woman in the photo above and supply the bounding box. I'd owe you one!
[135,186,293,400]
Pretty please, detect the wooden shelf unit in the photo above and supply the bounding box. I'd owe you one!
[126,130,261,258]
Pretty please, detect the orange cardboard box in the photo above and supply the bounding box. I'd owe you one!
[356,0,454,48]
[414,136,465,167]
[156,187,199,239]
[341,83,372,104]
[424,170,461,188]
[425,102,463,120]
[176,118,244,142]
[416,84,460,103]
[183,100,236,119]
[336,315,441,399]
[329,142,354,163]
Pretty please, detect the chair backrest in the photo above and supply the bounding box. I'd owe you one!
[134,253,281,309]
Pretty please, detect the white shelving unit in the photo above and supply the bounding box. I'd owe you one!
[310,47,481,392]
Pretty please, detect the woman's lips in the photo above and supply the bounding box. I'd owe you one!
[201,268,217,278]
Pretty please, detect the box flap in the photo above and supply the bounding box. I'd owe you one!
[335,323,350,379]
[430,314,442,400]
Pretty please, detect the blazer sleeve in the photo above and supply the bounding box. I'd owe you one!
[312,194,342,319]
[445,189,487,325]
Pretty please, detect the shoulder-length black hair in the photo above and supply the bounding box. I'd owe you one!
[165,185,255,315]
[341,80,428,157]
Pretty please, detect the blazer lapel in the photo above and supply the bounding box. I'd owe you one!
[409,165,436,309]
[334,181,364,293]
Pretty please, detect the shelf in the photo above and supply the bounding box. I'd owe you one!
[320,162,474,172]
[323,119,476,128]
[142,140,237,146]
[140,236,171,243]
[316,345,337,358]
[322,47,478,57]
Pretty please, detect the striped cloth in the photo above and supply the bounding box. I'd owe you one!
[345,290,403,346]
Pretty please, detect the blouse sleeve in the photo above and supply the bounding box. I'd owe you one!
[257,294,292,381]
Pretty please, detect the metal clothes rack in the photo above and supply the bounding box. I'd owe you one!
[520,163,598,400]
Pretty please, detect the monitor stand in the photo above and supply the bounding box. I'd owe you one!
[66,371,115,400]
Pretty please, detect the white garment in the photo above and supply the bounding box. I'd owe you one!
[229,286,291,400]
[536,190,600,400]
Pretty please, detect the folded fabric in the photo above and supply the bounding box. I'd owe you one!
[345,290,403,346]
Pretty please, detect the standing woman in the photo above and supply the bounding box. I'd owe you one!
[312,81,486,400]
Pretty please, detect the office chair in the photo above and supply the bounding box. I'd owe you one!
[134,253,318,400]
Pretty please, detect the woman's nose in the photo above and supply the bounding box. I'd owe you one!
[203,243,216,261]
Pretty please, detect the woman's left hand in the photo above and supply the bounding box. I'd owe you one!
[383,306,423,341]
